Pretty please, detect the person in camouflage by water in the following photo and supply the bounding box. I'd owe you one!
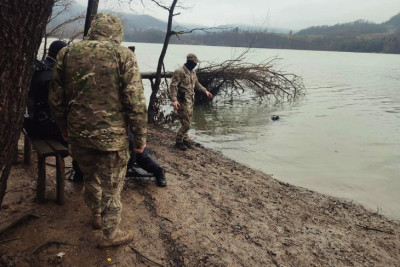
[169,53,213,150]
[49,13,147,248]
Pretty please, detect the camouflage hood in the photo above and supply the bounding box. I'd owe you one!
[86,13,123,44]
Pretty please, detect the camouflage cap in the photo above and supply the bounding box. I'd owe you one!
[186,53,200,63]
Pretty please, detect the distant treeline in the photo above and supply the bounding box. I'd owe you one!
[124,13,400,54]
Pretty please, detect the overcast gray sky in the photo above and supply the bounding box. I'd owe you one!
[76,0,400,30]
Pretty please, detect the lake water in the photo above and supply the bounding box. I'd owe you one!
[127,42,400,220]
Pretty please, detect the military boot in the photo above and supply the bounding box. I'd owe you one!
[98,229,133,248]
[156,169,167,187]
[92,210,102,230]
[72,160,84,182]
[175,141,187,151]
[183,140,194,149]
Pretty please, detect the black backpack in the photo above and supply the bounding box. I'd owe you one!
[24,59,62,140]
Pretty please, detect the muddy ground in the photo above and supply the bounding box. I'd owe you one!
[0,125,399,266]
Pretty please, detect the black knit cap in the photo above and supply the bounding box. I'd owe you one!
[48,40,67,58]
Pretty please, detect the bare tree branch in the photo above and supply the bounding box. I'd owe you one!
[41,0,85,58]
[47,15,85,37]
[171,26,230,35]
[148,0,170,11]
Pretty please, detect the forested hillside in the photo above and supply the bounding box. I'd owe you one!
[51,4,400,54]
[125,12,400,54]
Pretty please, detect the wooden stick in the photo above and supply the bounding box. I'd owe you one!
[356,224,395,235]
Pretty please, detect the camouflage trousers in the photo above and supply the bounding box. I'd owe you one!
[69,144,129,237]
[176,100,194,142]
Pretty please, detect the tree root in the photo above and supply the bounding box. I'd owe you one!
[0,236,21,244]
[129,244,165,267]
[29,240,70,256]
[0,210,40,235]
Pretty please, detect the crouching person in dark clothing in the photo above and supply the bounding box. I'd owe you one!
[126,131,167,187]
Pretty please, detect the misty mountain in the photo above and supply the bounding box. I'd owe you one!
[170,12,400,54]
[49,3,289,37]
[48,3,168,34]
[297,13,400,36]
[119,14,167,30]
[385,12,400,29]
[48,3,400,54]
[51,3,400,37]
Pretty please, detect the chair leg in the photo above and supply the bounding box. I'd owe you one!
[37,155,46,202]
[24,135,32,165]
[55,154,65,205]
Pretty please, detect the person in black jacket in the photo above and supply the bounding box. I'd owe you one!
[24,40,67,139]
[24,40,83,182]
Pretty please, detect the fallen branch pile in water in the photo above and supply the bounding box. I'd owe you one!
[196,56,305,103]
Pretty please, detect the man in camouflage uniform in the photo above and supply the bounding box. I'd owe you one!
[169,53,213,150]
[49,13,147,248]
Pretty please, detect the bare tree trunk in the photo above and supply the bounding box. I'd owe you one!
[42,34,48,60]
[148,0,178,123]
[83,0,99,37]
[0,0,55,207]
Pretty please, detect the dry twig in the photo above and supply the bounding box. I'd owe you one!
[355,224,395,235]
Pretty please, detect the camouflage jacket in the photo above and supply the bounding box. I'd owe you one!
[169,65,207,103]
[49,13,147,151]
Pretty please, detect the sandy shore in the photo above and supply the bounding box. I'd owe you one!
[1,125,399,266]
